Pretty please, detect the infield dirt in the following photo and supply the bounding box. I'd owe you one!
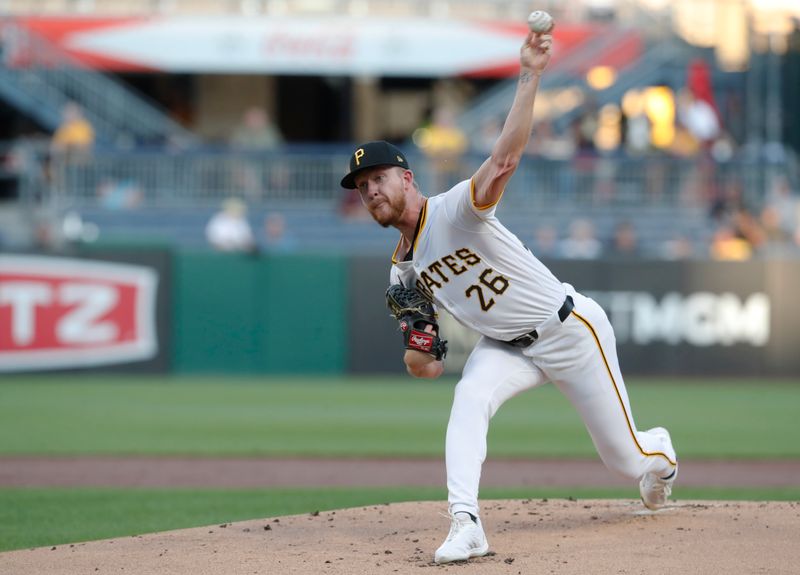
[3,499,799,575]
[3,457,799,574]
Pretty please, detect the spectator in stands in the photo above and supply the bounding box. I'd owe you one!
[573,105,599,155]
[764,175,799,236]
[414,104,468,190]
[50,101,95,162]
[709,224,752,261]
[703,188,766,257]
[531,223,559,259]
[528,119,575,160]
[262,212,297,253]
[205,198,256,253]
[677,89,720,151]
[728,205,765,253]
[2,135,47,203]
[710,130,736,163]
[606,221,640,259]
[60,210,98,246]
[97,179,143,210]
[559,218,602,259]
[660,233,695,260]
[230,106,284,151]
[33,218,63,253]
[757,177,800,256]
[624,111,651,156]
[757,204,795,256]
[670,124,702,158]
[229,106,286,200]
[709,180,746,223]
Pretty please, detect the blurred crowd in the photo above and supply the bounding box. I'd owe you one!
[526,180,800,262]
[390,92,800,261]
[204,197,296,255]
[2,97,798,261]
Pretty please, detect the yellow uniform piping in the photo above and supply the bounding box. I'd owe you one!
[571,310,678,468]
[391,199,428,265]
[470,178,504,211]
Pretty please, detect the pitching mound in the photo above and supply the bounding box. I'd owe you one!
[3,499,798,574]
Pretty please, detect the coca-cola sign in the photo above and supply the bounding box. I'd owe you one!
[0,255,158,371]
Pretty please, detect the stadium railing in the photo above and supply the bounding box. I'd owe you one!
[33,145,791,210]
[3,142,796,255]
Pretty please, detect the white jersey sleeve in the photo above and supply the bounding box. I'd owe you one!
[442,179,501,227]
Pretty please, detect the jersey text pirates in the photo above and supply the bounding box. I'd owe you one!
[390,179,565,341]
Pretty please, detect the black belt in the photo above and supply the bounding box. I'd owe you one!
[505,295,574,348]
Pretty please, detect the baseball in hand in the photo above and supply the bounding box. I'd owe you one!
[527,10,554,34]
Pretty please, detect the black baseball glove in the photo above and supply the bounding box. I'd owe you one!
[385,284,448,361]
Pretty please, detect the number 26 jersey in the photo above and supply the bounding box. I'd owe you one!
[390,179,566,341]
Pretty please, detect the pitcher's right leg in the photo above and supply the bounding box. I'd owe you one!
[445,336,547,518]
[437,337,545,563]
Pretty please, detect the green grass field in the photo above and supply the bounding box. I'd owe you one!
[1,375,799,458]
[1,375,799,552]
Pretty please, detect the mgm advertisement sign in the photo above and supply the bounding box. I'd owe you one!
[363,259,800,377]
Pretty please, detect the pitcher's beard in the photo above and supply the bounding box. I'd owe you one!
[370,195,406,228]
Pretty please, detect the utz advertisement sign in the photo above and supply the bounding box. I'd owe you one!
[0,255,158,372]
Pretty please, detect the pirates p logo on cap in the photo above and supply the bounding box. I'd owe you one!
[341,140,410,189]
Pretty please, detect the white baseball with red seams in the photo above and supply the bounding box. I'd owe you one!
[389,179,678,519]
[527,10,554,34]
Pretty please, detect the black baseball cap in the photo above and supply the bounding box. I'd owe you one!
[340,141,410,189]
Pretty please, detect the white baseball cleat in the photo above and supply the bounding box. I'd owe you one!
[434,511,490,564]
[639,427,678,510]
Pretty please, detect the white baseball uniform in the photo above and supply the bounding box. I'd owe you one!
[390,179,677,517]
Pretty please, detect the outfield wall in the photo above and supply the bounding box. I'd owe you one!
[172,252,347,374]
[1,251,799,376]
[352,257,800,377]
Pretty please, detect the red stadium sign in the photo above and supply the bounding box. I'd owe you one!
[0,255,158,371]
[11,16,610,77]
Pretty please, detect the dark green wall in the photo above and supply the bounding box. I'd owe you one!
[172,252,346,373]
[166,252,800,376]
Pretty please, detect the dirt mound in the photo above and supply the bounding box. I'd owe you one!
[3,499,798,574]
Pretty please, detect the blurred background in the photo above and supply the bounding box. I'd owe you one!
[1,0,799,376]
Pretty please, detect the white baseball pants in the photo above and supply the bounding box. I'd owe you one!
[446,286,678,517]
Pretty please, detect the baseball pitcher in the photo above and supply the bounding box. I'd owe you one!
[340,28,677,564]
